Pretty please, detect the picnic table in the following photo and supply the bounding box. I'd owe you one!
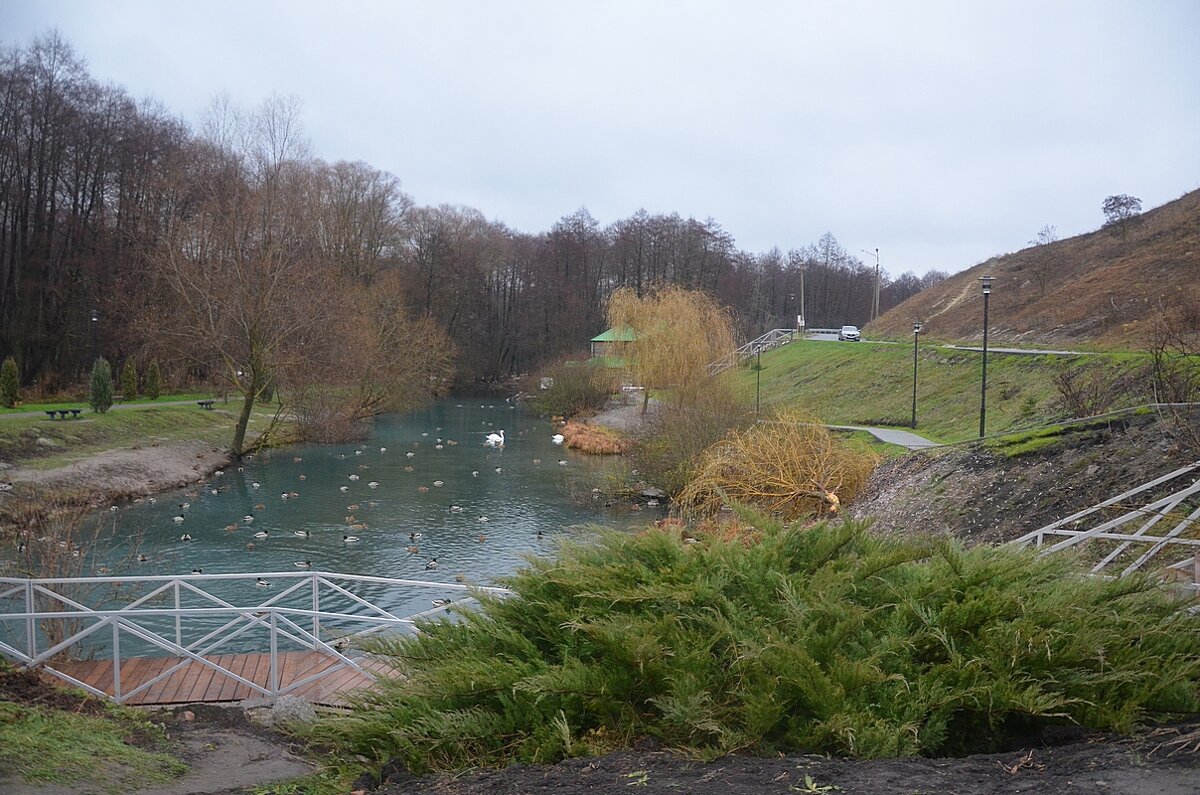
[43,409,84,420]
[197,400,216,410]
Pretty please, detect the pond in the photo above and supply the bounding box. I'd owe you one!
[6,400,662,657]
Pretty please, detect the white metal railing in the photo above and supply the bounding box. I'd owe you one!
[709,328,798,376]
[0,571,508,704]
[1013,462,1200,590]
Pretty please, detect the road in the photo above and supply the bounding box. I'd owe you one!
[805,333,1086,356]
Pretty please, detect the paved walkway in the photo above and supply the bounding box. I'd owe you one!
[828,424,939,449]
[0,398,219,421]
[944,345,1089,356]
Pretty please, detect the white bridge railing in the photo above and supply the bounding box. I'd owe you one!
[709,328,799,376]
[1014,462,1200,591]
[0,571,507,704]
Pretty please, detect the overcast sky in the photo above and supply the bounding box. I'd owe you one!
[3,1,1198,277]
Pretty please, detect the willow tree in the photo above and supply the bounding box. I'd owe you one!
[607,285,737,413]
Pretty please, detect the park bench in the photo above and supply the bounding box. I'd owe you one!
[70,409,82,419]
[198,400,216,410]
[113,394,125,404]
[44,410,57,420]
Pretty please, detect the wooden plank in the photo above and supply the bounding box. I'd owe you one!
[175,658,210,704]
[126,657,169,705]
[142,657,186,704]
[157,658,199,704]
[116,655,151,702]
[213,654,239,702]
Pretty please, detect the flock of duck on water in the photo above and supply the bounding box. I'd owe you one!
[130,405,571,589]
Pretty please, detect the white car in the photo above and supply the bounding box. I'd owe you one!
[838,325,861,341]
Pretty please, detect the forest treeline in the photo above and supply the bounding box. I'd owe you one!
[0,32,946,391]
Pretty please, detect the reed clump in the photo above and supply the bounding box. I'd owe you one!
[560,421,631,455]
[676,409,878,520]
[317,518,1200,773]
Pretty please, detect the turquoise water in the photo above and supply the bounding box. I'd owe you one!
[108,400,654,582]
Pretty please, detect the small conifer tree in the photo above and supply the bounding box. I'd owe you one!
[0,356,19,408]
[89,358,114,413]
[120,359,138,401]
[145,360,162,400]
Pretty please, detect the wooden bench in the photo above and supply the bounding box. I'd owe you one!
[198,400,216,410]
[113,394,125,405]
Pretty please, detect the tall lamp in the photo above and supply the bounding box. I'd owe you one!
[978,276,993,438]
[911,321,923,428]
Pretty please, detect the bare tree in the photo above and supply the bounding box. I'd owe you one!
[1029,224,1057,246]
[1101,194,1143,240]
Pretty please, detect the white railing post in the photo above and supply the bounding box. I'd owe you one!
[112,619,122,703]
[25,580,35,660]
[174,580,182,648]
[311,573,320,650]
[269,610,279,701]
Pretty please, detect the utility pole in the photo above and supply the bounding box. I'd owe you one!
[861,247,880,321]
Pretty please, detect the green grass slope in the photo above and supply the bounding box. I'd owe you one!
[735,339,1137,443]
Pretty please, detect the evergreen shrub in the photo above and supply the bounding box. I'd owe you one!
[323,518,1200,772]
[145,360,162,400]
[0,356,18,408]
[89,358,113,413]
[120,359,138,400]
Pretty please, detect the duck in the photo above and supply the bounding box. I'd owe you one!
[243,515,254,523]
[179,533,193,541]
[478,516,489,523]
[173,515,185,523]
[339,485,349,493]
[191,568,203,574]
[449,505,463,514]
[494,467,503,474]
[551,433,564,445]
[281,493,291,500]
[379,447,387,452]
[294,560,312,569]
[417,485,429,493]
[251,482,261,489]
[343,534,359,543]
[254,530,269,539]
[409,532,423,540]
[406,451,415,458]
[179,502,190,510]
[224,523,239,532]
[425,557,438,570]
[485,429,505,446]
[406,545,419,554]
[348,474,360,481]
[558,460,568,466]
[294,530,310,538]
[477,534,487,543]
[471,470,479,478]
[368,481,379,489]
[137,553,150,562]
[433,480,444,487]
[255,578,270,588]
[431,598,452,607]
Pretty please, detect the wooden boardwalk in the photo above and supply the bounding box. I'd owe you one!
[49,650,390,707]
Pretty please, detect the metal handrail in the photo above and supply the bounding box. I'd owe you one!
[709,328,798,375]
[0,571,508,703]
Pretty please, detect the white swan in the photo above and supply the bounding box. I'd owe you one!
[485,429,505,446]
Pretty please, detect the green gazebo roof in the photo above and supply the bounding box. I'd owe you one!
[590,326,636,343]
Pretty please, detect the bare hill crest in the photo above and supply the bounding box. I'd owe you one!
[869,188,1200,347]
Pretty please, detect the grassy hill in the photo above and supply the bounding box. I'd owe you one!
[739,338,1144,444]
[867,188,1200,348]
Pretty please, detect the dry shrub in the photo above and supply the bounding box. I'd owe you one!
[561,421,631,455]
[677,409,879,520]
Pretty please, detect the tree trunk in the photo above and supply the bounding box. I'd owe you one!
[231,389,256,456]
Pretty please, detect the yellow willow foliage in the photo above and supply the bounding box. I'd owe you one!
[607,285,736,402]
[677,410,879,520]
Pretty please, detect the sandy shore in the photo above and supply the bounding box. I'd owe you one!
[7,442,233,505]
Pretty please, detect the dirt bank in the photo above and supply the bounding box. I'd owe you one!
[849,412,1193,544]
[5,441,232,507]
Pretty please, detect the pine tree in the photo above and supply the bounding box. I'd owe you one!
[145,360,162,400]
[121,359,138,401]
[90,358,114,413]
[0,356,19,408]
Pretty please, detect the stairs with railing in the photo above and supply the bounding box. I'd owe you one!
[708,328,799,376]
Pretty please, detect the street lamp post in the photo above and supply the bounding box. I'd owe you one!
[90,309,99,366]
[911,321,923,429]
[788,293,796,339]
[978,276,993,438]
